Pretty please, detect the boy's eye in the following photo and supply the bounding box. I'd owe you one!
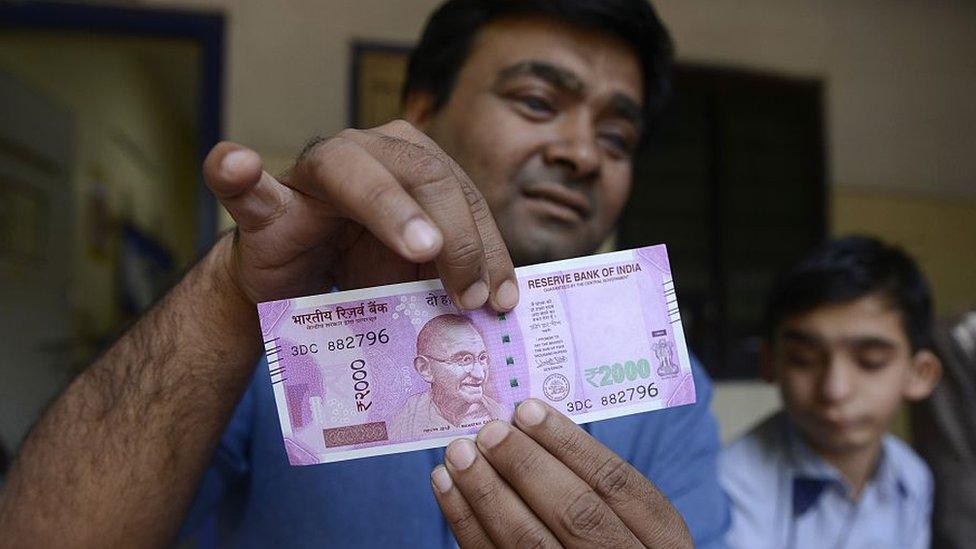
[857,352,892,371]
[782,345,822,368]
[784,351,817,367]
[859,360,888,371]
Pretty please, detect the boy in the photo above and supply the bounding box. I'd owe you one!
[721,236,942,548]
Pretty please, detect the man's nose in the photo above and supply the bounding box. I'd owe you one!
[543,111,600,181]
[819,359,854,403]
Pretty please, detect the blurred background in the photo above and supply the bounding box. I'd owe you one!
[1,0,974,462]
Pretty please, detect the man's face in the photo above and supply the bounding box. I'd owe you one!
[412,16,644,265]
[767,295,918,456]
[426,323,491,405]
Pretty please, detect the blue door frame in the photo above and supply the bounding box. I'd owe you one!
[0,1,225,250]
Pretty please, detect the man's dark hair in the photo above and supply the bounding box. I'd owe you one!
[764,235,934,352]
[403,0,673,128]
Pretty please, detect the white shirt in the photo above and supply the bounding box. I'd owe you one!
[720,411,933,549]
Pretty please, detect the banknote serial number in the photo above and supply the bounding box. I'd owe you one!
[585,359,652,388]
[326,329,390,352]
[565,383,658,413]
[601,383,658,406]
[350,359,372,412]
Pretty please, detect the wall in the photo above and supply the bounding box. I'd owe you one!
[0,33,199,336]
[656,0,976,198]
[0,33,199,447]
[833,187,976,315]
[144,0,975,442]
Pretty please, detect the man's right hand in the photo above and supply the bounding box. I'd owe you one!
[205,120,519,312]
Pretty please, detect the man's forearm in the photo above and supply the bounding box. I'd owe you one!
[0,234,261,546]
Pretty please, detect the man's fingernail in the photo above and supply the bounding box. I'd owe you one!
[518,399,547,427]
[459,280,489,310]
[403,218,440,255]
[431,466,453,493]
[221,150,248,179]
[446,439,478,470]
[477,421,510,449]
[495,279,519,311]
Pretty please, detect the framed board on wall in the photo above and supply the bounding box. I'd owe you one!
[349,42,412,128]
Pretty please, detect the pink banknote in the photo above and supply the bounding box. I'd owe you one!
[258,244,695,465]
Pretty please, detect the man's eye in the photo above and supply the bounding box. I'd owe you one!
[599,132,632,155]
[519,96,554,114]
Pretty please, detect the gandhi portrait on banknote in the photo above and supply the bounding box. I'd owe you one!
[388,314,508,440]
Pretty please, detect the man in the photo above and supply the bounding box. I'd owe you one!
[389,314,508,439]
[0,1,727,547]
[721,236,941,548]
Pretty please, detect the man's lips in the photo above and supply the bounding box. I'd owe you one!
[521,184,592,222]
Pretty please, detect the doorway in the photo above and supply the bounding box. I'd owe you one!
[0,2,224,462]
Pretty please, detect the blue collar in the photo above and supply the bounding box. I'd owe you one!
[782,416,910,516]
[792,477,829,517]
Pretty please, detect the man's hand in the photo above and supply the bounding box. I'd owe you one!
[0,120,519,547]
[206,119,518,311]
[431,399,693,548]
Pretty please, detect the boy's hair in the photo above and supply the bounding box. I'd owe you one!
[764,235,934,352]
[402,0,674,129]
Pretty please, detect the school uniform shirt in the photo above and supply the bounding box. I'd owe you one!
[720,411,933,549]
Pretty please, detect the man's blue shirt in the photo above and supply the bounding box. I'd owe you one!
[182,358,729,547]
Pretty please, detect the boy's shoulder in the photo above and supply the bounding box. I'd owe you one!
[719,411,791,495]
[719,411,794,546]
[880,432,933,500]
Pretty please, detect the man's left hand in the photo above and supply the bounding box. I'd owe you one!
[430,399,693,548]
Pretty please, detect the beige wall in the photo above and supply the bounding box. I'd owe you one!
[833,187,976,316]
[656,0,976,198]
[0,33,199,336]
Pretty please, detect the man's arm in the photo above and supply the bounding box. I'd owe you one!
[0,235,261,546]
[0,122,518,546]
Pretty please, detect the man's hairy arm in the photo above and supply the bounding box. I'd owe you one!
[0,126,518,546]
[0,235,260,547]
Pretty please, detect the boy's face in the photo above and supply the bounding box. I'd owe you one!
[764,294,940,456]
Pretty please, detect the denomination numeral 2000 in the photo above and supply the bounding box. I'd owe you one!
[327,329,390,352]
[585,359,651,388]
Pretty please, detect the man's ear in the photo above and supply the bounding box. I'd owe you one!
[759,340,777,384]
[414,356,434,383]
[401,90,437,131]
[903,349,942,401]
